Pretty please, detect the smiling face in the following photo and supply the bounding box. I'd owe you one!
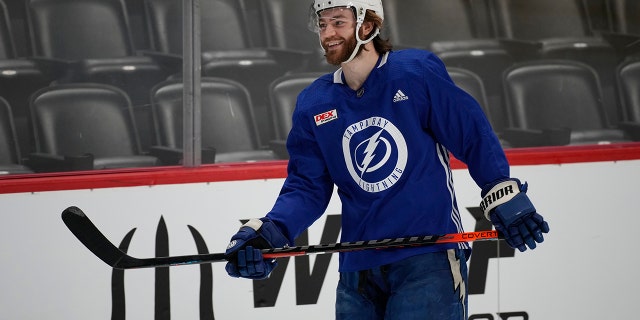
[317,7,358,65]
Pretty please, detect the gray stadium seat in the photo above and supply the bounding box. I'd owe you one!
[491,0,622,125]
[144,0,300,146]
[0,97,32,174]
[616,59,640,140]
[27,83,159,172]
[150,78,277,164]
[501,60,629,147]
[0,0,53,156]
[25,0,171,151]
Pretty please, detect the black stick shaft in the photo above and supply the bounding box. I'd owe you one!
[62,206,500,270]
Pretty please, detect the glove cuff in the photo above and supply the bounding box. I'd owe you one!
[480,179,521,220]
[243,218,263,231]
[257,218,290,248]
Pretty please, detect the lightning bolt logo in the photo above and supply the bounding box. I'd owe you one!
[342,116,408,193]
[357,129,384,178]
[448,250,467,317]
[355,129,392,180]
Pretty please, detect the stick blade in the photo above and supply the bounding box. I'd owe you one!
[62,206,127,268]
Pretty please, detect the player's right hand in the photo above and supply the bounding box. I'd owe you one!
[481,178,550,252]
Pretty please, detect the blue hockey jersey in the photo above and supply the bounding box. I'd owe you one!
[266,49,510,272]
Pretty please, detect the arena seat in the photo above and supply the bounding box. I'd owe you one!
[0,97,32,174]
[150,78,276,164]
[25,0,171,151]
[600,0,640,62]
[616,59,640,140]
[27,83,159,172]
[501,60,629,147]
[0,0,53,156]
[491,0,622,125]
[144,0,302,147]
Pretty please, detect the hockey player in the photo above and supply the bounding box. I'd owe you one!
[225,1,550,319]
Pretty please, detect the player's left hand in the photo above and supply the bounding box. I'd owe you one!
[480,178,550,252]
[225,218,289,279]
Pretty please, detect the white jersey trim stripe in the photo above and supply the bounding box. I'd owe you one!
[333,52,390,84]
[436,143,469,250]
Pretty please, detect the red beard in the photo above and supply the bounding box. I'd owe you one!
[323,35,358,66]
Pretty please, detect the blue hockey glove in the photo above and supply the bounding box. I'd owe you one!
[480,179,550,252]
[225,218,289,279]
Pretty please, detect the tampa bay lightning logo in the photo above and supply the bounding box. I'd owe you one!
[342,117,408,193]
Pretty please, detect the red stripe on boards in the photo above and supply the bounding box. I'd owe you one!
[1,143,640,194]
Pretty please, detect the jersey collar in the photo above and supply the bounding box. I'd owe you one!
[333,51,390,84]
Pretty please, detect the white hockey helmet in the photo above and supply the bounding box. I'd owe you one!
[311,0,384,63]
[313,0,384,24]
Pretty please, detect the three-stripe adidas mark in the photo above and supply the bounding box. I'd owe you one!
[393,90,409,103]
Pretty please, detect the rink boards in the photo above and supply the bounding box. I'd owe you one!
[0,146,638,319]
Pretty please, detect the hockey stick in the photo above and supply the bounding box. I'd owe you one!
[62,206,501,270]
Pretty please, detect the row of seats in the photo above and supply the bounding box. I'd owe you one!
[493,59,639,147]
[0,0,639,174]
[243,57,640,154]
[1,0,339,158]
[3,57,640,175]
[254,0,640,131]
[0,77,281,175]
[381,0,640,133]
[4,1,640,119]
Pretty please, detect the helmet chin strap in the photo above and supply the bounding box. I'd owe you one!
[342,22,380,64]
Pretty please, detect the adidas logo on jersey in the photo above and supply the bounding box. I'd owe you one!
[393,90,409,103]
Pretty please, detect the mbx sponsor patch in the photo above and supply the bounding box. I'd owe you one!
[315,109,338,126]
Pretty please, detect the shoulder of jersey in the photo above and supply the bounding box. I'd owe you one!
[298,73,337,104]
